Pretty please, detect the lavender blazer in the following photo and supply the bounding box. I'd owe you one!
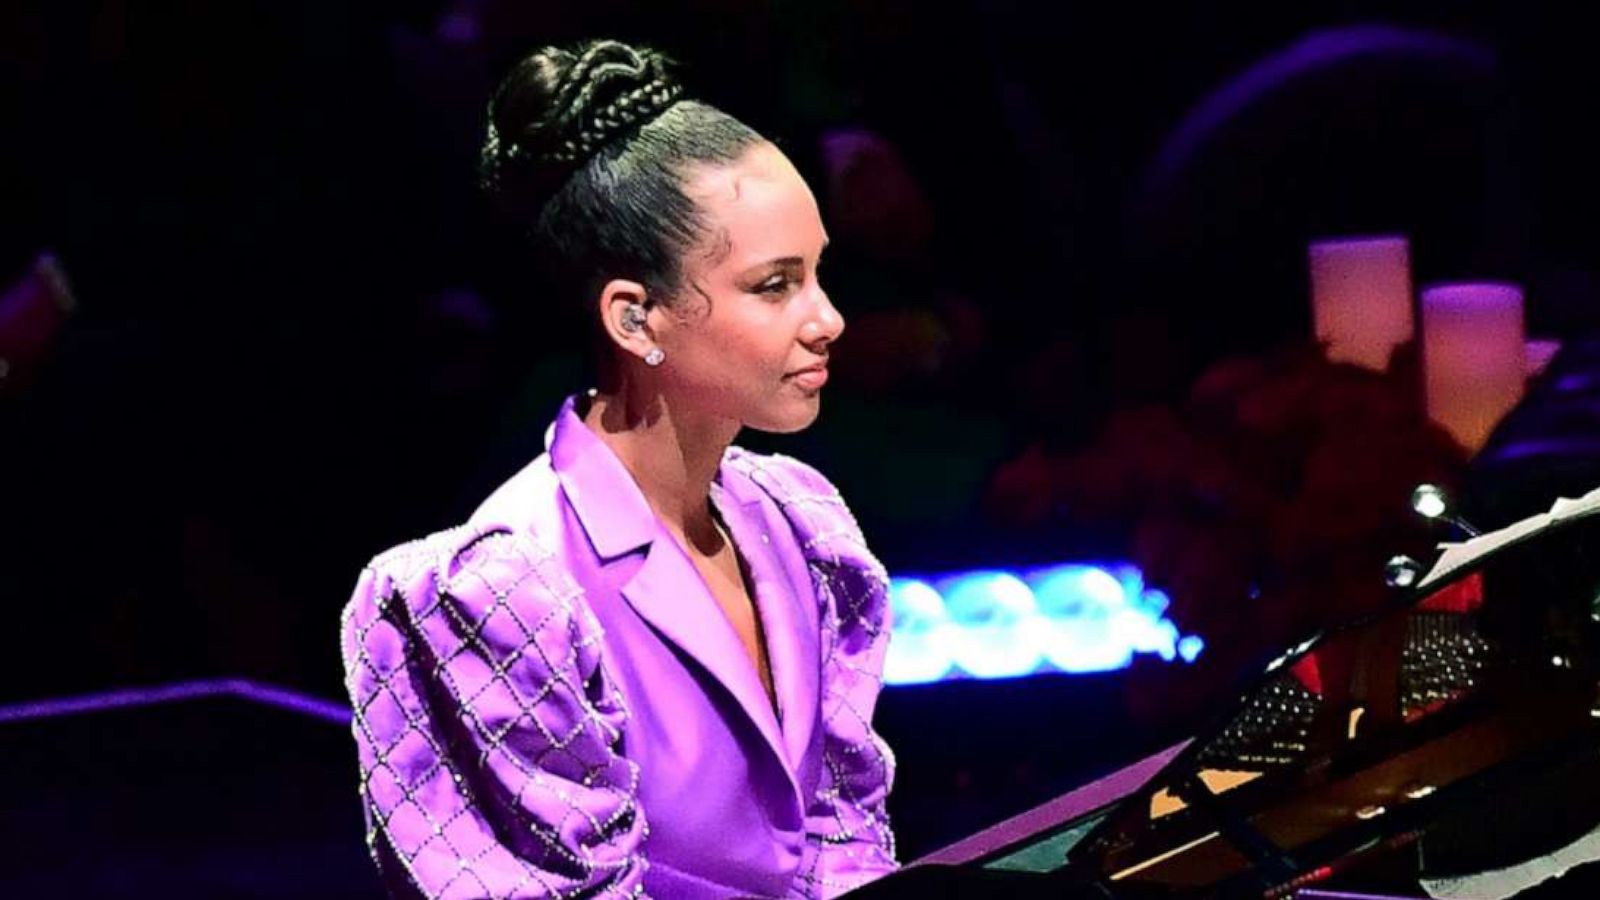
[341,394,898,899]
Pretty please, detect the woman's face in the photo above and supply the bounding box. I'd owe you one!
[653,142,843,434]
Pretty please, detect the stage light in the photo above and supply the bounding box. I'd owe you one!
[884,562,1203,684]
[882,580,955,685]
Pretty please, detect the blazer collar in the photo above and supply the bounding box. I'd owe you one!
[546,392,659,560]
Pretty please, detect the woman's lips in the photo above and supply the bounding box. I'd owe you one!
[788,366,828,390]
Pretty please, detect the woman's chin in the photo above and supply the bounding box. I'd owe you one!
[746,395,823,434]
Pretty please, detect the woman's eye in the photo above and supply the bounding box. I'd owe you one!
[757,277,790,295]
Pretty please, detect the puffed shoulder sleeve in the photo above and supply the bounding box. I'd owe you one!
[340,524,647,899]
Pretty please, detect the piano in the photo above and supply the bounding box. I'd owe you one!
[847,488,1600,898]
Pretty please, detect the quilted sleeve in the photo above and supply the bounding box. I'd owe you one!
[340,525,648,899]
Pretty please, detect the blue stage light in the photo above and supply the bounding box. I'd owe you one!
[885,562,1202,684]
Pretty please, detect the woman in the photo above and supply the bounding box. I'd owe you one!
[340,39,898,899]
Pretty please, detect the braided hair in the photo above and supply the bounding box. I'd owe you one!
[480,39,765,315]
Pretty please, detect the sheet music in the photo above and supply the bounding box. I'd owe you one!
[1418,485,1600,590]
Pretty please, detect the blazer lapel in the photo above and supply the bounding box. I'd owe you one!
[618,531,796,797]
[715,478,822,771]
[722,446,895,770]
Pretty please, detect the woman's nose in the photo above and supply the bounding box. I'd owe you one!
[809,289,845,346]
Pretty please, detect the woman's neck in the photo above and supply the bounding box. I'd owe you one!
[580,388,741,549]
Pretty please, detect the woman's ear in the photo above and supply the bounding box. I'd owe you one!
[595,278,657,361]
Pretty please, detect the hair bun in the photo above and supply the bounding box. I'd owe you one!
[481,40,685,207]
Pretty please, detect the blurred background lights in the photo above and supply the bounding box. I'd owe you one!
[1178,635,1206,663]
[880,579,954,685]
[886,562,1203,685]
[939,571,1041,680]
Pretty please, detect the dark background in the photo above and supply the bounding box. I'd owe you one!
[3,0,1599,882]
